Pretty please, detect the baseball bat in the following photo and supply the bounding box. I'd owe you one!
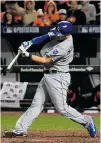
[7,45,30,71]
[7,52,21,71]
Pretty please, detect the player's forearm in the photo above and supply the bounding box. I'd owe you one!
[31,55,52,64]
[22,32,55,49]
[19,46,52,63]
[30,34,50,45]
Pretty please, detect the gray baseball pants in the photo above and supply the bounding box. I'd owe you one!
[14,73,91,133]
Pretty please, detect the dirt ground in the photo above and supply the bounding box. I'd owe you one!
[1,112,100,143]
[1,130,100,143]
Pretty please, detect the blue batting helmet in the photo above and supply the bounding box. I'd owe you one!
[51,21,72,36]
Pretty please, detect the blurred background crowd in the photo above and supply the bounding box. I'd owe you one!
[1,0,100,27]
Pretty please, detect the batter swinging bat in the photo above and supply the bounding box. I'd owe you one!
[7,52,21,71]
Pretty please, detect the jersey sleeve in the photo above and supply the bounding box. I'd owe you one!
[45,44,66,62]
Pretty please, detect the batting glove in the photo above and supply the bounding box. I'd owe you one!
[48,31,55,38]
[21,41,33,50]
[18,45,26,54]
[18,45,32,58]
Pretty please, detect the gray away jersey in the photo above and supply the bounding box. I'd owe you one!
[40,35,74,72]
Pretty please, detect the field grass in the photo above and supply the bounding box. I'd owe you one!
[1,113,100,132]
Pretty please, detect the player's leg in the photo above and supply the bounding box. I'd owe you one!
[5,77,48,137]
[44,73,97,137]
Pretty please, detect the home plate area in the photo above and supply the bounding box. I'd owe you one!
[2,130,100,143]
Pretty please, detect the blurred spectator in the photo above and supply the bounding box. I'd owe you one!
[1,1,24,12]
[44,1,59,26]
[13,10,22,22]
[1,2,22,23]
[67,1,86,25]
[81,0,96,25]
[56,0,70,13]
[33,8,53,26]
[52,9,68,25]
[1,2,13,20]
[59,9,67,21]
[1,10,19,26]
[44,0,49,12]
[32,9,44,26]
[24,0,36,12]
[90,1,100,14]
[11,1,37,25]
[1,0,6,4]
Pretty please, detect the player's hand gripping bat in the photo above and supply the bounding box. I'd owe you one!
[7,45,30,71]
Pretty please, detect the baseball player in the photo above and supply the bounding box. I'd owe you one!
[5,21,96,137]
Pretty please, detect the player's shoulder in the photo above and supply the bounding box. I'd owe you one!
[54,35,73,49]
[57,35,73,49]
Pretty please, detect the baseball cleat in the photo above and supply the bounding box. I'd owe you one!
[4,130,27,137]
[86,117,97,137]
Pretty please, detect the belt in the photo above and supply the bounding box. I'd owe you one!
[44,70,68,74]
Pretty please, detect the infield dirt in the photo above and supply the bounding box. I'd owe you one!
[1,130,100,143]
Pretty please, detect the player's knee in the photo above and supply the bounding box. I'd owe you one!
[31,99,43,107]
[56,106,67,116]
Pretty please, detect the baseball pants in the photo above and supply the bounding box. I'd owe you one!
[15,73,91,133]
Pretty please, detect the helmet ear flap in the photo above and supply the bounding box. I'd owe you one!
[56,25,65,34]
[50,27,64,37]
